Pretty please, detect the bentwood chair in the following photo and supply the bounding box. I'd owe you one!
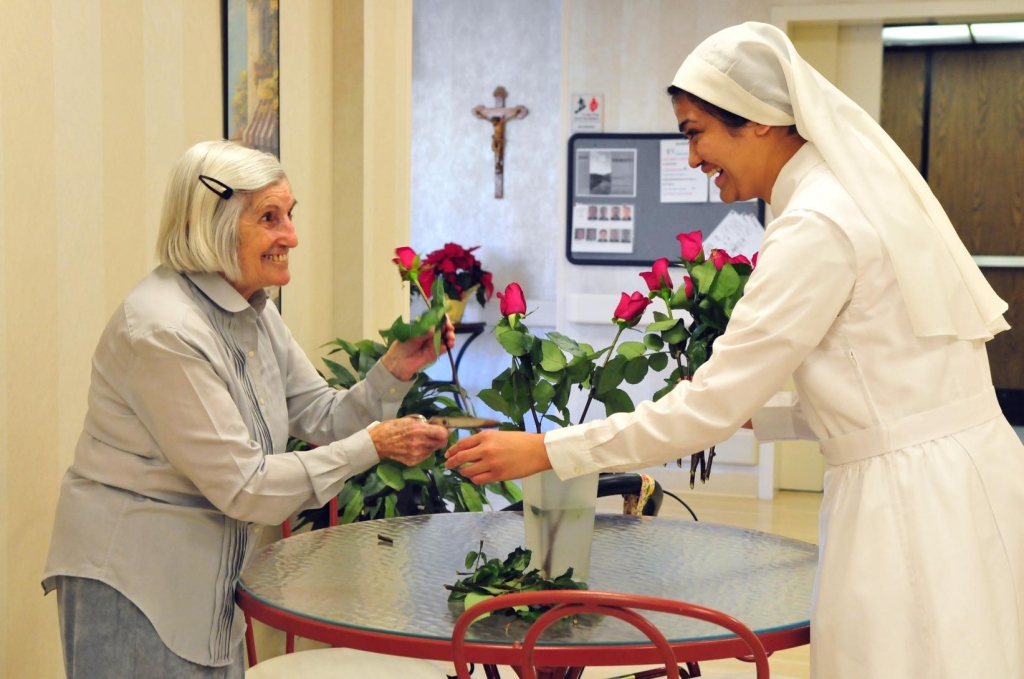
[451,590,771,679]
[242,495,446,679]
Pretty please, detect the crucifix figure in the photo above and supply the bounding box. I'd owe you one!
[472,86,528,199]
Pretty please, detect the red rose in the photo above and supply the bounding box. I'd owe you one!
[497,283,527,316]
[730,254,751,266]
[480,271,494,301]
[639,258,673,292]
[393,246,418,271]
[683,275,694,299]
[612,291,652,326]
[676,231,704,262]
[751,252,758,269]
[709,249,729,270]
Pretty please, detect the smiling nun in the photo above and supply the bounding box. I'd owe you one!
[445,22,1024,678]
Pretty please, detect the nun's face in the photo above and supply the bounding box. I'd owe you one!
[674,98,766,203]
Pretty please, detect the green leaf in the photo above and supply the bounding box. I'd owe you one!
[662,321,688,345]
[646,318,680,333]
[690,260,718,295]
[564,356,593,385]
[708,262,740,302]
[538,340,568,371]
[532,380,556,412]
[497,330,532,356]
[361,472,386,497]
[546,331,585,357]
[595,355,627,396]
[376,462,406,491]
[502,481,523,503]
[652,310,669,322]
[459,484,484,512]
[384,494,398,518]
[322,358,357,389]
[477,388,511,415]
[616,341,647,359]
[653,382,676,401]
[402,465,430,483]
[648,352,670,372]
[601,388,635,415]
[669,284,693,308]
[464,592,493,619]
[644,334,664,351]
[624,356,649,384]
[340,488,364,524]
[465,551,479,569]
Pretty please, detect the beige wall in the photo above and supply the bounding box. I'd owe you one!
[0,1,222,676]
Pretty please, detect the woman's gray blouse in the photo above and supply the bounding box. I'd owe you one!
[42,267,412,666]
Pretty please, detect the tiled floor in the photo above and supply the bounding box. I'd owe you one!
[480,490,822,679]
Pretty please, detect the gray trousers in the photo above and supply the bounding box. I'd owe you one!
[56,576,245,679]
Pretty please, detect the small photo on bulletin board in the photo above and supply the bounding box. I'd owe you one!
[566,133,765,266]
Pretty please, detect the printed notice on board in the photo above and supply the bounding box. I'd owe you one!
[571,94,603,133]
[575,149,637,198]
[570,202,635,254]
[660,139,707,203]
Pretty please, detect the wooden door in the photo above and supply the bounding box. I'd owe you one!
[882,45,1024,422]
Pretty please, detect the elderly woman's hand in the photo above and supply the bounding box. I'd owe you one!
[369,416,450,466]
[380,320,456,381]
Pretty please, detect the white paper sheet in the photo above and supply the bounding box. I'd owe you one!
[660,139,708,203]
[702,210,764,259]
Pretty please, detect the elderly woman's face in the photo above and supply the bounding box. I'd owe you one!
[230,179,298,300]
[674,97,766,203]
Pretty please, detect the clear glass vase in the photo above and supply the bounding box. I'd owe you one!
[521,469,599,580]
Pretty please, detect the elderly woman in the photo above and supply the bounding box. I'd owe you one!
[43,140,451,678]
[446,23,1024,678]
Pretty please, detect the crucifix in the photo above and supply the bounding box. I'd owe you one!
[472,86,528,199]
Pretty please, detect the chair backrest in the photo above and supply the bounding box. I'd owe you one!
[451,590,770,679]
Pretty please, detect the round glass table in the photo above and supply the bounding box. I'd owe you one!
[237,512,817,671]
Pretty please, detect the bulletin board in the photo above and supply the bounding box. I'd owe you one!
[566,133,765,266]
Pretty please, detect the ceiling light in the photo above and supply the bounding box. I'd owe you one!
[970,21,1024,44]
[882,24,971,46]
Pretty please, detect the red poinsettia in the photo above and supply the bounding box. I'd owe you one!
[419,243,495,307]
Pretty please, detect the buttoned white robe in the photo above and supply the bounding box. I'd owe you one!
[546,143,1024,678]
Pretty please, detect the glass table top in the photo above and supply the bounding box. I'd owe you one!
[239,512,817,646]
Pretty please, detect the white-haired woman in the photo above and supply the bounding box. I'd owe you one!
[43,140,452,678]
[446,23,1024,678]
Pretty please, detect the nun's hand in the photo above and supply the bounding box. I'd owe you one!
[444,431,551,484]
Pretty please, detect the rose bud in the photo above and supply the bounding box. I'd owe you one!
[676,231,704,262]
[613,291,653,327]
[752,252,758,269]
[730,254,751,266]
[709,249,729,270]
[393,246,418,272]
[683,275,694,299]
[497,282,527,317]
[640,257,674,293]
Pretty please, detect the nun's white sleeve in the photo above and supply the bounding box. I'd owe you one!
[545,210,855,479]
[750,391,818,442]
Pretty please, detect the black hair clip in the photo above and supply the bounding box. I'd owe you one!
[198,174,234,200]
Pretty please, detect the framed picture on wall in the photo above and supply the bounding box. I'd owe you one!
[222,0,280,157]
[222,0,282,309]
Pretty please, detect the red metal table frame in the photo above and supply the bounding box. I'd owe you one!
[238,584,807,668]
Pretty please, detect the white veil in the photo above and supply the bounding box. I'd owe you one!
[672,22,1008,341]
